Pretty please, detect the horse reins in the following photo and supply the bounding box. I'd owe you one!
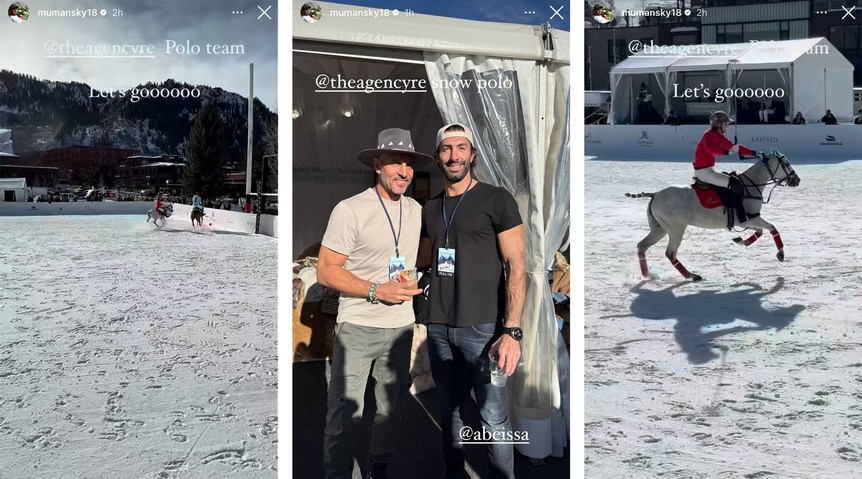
[738,154,795,205]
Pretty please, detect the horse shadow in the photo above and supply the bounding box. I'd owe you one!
[604,277,805,364]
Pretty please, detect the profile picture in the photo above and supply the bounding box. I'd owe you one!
[300,1,322,24]
[8,1,29,23]
[591,2,615,24]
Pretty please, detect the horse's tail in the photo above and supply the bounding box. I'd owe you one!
[625,192,655,199]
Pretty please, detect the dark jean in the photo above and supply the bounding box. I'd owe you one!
[427,322,514,479]
[323,322,414,479]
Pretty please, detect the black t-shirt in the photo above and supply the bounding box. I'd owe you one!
[420,182,523,327]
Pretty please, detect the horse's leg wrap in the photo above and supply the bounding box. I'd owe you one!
[771,230,784,250]
[670,258,691,278]
[638,252,649,278]
[743,231,763,246]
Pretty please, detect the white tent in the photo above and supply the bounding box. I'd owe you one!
[610,37,854,124]
[293,2,570,460]
[0,178,27,202]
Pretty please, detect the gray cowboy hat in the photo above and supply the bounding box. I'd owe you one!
[357,128,433,169]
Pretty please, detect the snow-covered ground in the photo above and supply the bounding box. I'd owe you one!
[585,159,862,478]
[0,215,277,478]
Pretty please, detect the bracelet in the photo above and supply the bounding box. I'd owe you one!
[367,283,379,304]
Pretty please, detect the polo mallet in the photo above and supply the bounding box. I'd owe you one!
[733,117,759,161]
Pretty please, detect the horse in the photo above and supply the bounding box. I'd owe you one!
[146,203,173,228]
[190,207,205,228]
[627,149,800,282]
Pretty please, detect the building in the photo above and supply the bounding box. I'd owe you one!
[225,171,247,197]
[809,0,862,86]
[33,145,138,186]
[0,164,58,189]
[0,152,58,191]
[585,4,702,90]
[695,0,860,85]
[116,155,186,193]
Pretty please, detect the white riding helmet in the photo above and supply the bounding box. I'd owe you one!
[709,111,731,128]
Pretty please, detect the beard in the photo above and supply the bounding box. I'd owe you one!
[438,160,470,183]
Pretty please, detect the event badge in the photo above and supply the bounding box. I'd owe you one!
[437,248,455,277]
[389,256,406,281]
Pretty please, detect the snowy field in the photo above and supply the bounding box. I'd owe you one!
[584,159,862,478]
[0,215,277,478]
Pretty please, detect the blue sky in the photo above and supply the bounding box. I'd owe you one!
[327,0,571,31]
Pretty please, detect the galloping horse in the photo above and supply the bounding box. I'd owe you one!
[146,203,173,228]
[628,149,801,281]
[190,207,205,228]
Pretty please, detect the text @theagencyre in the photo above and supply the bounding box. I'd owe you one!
[43,40,246,56]
[314,74,514,93]
[627,39,828,56]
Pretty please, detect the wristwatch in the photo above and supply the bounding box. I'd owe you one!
[503,326,523,341]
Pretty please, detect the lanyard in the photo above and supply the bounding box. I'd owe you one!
[442,175,473,248]
[374,186,402,257]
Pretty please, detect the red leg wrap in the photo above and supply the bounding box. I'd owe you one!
[744,232,763,246]
[638,252,649,278]
[771,230,784,250]
[671,259,691,278]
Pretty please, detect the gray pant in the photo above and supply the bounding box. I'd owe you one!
[323,322,414,479]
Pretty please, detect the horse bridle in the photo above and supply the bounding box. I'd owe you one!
[740,152,798,203]
[764,153,798,187]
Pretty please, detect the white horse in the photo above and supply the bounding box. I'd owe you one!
[628,149,801,282]
[146,203,173,228]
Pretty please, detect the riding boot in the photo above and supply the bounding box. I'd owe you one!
[729,178,746,225]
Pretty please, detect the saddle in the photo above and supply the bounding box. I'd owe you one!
[692,174,750,230]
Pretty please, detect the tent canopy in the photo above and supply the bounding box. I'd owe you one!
[609,37,854,124]
[293,2,570,256]
[0,178,26,188]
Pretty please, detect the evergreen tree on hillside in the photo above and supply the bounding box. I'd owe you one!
[183,101,228,199]
[81,158,117,188]
[261,116,278,193]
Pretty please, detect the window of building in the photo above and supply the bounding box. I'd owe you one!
[831,25,845,49]
[827,0,862,8]
[726,24,743,43]
[673,34,697,45]
[846,25,860,50]
[608,39,629,64]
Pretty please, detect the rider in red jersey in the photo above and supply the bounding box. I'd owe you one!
[154,194,165,218]
[694,111,757,224]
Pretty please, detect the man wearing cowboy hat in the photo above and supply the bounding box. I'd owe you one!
[418,123,525,479]
[318,127,431,479]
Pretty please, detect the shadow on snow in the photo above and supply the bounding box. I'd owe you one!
[603,277,805,364]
